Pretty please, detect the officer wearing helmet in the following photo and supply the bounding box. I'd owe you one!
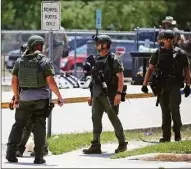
[83,35,127,154]
[142,29,190,143]
[8,43,49,158]
[159,16,186,47]
[6,35,64,164]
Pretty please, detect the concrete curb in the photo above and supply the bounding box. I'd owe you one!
[1,93,154,109]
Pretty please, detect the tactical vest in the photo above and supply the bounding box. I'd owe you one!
[93,53,118,92]
[18,53,47,88]
[156,47,185,82]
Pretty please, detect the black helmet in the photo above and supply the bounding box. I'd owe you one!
[159,29,175,39]
[27,35,45,50]
[92,34,112,45]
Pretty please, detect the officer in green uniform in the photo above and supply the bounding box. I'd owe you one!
[141,30,191,142]
[14,43,49,158]
[6,35,64,164]
[83,35,127,154]
[158,16,186,47]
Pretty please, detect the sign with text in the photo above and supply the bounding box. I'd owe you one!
[96,9,102,29]
[41,1,61,30]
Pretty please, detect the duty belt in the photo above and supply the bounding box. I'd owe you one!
[20,86,46,90]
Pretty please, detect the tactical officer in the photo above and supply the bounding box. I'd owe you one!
[159,16,186,47]
[6,35,64,164]
[9,43,49,158]
[141,30,191,142]
[83,35,127,154]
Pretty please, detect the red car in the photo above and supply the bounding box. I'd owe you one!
[60,44,87,76]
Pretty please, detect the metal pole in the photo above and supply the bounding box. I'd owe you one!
[96,28,99,37]
[3,55,5,82]
[153,27,156,48]
[136,27,139,51]
[95,29,99,55]
[47,31,53,138]
[19,32,22,56]
[74,32,77,76]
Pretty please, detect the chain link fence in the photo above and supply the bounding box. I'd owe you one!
[1,29,191,82]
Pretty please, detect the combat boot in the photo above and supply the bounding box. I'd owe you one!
[6,146,18,163]
[6,153,18,163]
[174,132,181,142]
[34,157,46,164]
[159,137,171,143]
[83,141,102,154]
[115,142,128,153]
[31,147,49,156]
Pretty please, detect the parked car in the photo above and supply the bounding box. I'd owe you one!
[60,44,87,77]
[5,49,21,70]
[5,36,90,71]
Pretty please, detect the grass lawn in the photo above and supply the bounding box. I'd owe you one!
[112,140,191,159]
[48,125,191,157]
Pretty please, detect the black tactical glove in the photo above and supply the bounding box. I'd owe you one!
[141,85,148,93]
[183,85,190,98]
[9,96,15,110]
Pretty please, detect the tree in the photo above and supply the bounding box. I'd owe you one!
[1,0,191,31]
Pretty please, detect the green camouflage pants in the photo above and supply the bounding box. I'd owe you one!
[159,85,182,138]
[6,99,48,158]
[92,95,126,144]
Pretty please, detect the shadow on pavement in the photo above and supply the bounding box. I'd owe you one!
[80,151,115,159]
[4,161,58,167]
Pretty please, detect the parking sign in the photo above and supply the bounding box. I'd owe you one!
[41,1,61,30]
[96,9,102,29]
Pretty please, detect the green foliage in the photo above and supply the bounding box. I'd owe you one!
[2,0,190,30]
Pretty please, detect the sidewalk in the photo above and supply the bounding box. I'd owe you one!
[2,142,191,168]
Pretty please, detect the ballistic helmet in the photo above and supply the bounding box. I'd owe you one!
[159,29,175,39]
[27,35,45,50]
[93,34,112,44]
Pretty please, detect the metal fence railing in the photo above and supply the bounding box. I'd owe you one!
[1,30,135,79]
[1,29,191,81]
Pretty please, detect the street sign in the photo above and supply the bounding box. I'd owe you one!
[96,9,102,29]
[41,1,61,30]
[115,46,126,57]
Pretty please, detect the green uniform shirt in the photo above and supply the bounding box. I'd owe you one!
[12,56,55,77]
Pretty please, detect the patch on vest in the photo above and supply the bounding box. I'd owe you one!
[19,60,39,87]
[19,61,38,68]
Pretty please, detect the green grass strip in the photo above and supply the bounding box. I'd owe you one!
[112,140,191,159]
[48,126,191,156]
